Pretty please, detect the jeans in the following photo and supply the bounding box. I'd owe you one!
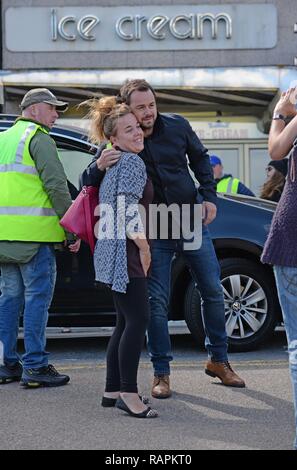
[0,245,56,370]
[274,266,297,450]
[147,226,228,376]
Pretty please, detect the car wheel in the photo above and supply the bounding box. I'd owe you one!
[184,257,280,352]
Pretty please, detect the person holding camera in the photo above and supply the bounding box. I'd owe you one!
[261,87,297,450]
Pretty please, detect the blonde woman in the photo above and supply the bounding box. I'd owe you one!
[86,97,157,419]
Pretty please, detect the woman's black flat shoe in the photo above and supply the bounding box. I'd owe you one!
[115,397,158,418]
[101,396,118,407]
[101,395,149,408]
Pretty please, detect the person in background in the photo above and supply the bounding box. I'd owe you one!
[210,155,255,196]
[260,159,288,202]
[0,88,80,389]
[261,86,297,450]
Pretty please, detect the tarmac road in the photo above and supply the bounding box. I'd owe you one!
[0,331,295,451]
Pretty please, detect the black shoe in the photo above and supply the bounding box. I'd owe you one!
[20,364,70,388]
[116,397,158,418]
[101,395,150,408]
[0,362,23,384]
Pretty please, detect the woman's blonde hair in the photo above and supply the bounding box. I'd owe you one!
[83,96,131,144]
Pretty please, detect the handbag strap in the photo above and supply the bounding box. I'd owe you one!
[83,192,95,252]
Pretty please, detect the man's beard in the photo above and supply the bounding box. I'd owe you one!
[140,119,155,130]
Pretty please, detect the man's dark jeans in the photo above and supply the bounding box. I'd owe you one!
[147,226,228,376]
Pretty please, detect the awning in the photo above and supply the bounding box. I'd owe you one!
[1,66,297,125]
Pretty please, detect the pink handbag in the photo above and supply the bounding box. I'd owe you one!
[60,186,99,253]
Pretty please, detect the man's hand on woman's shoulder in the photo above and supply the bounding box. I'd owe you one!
[97,148,121,171]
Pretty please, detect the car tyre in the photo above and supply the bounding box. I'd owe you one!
[184,257,280,352]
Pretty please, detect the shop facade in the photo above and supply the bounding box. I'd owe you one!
[1,0,297,193]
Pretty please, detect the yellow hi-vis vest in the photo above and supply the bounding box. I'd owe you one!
[0,120,66,242]
[216,176,240,194]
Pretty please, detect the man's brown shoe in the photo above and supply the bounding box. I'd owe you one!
[151,375,172,399]
[205,360,245,388]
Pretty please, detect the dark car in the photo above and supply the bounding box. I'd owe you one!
[0,116,280,351]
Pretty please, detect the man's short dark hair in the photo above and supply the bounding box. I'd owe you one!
[119,79,156,105]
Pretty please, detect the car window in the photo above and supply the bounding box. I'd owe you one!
[58,148,94,193]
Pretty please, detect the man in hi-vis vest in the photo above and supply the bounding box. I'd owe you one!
[210,155,255,197]
[0,89,80,388]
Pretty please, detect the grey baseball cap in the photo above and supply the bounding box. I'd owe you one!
[20,88,68,112]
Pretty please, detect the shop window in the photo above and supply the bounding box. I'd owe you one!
[249,148,270,196]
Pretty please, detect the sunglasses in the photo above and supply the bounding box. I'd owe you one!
[265,166,274,172]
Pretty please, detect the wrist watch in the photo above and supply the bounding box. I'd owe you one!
[272,113,288,123]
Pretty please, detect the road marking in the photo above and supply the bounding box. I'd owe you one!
[55,359,289,371]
